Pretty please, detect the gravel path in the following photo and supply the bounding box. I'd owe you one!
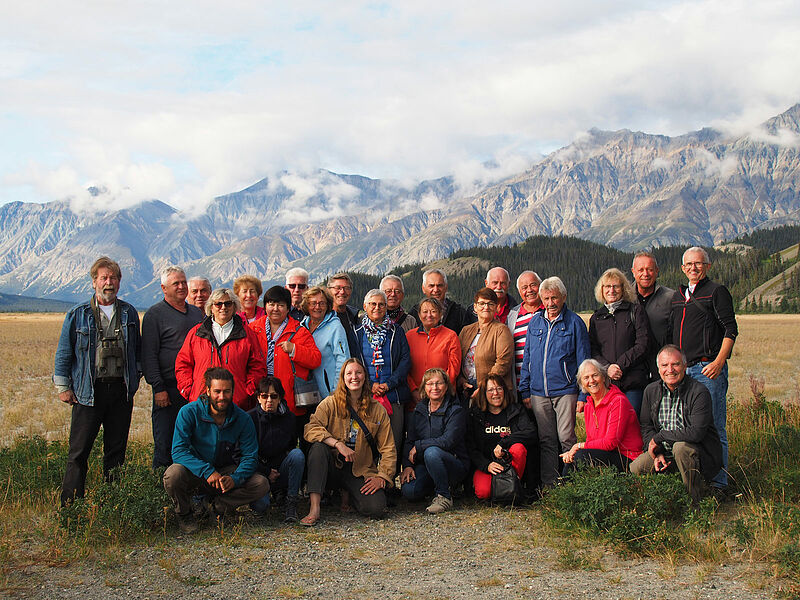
[7,501,778,600]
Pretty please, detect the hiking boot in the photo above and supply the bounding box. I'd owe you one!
[177,512,199,534]
[425,494,453,515]
[284,496,299,523]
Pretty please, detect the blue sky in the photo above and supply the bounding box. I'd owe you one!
[2,1,799,215]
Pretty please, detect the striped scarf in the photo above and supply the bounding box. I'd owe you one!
[362,314,391,368]
[265,318,289,376]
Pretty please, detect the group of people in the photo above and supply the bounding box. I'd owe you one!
[53,246,736,531]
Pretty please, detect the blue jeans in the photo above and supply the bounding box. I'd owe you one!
[250,448,305,513]
[687,361,728,487]
[401,446,468,500]
[624,388,643,417]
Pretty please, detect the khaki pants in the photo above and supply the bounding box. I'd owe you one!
[629,441,704,502]
[163,463,269,516]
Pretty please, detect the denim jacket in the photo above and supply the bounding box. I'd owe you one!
[53,298,142,406]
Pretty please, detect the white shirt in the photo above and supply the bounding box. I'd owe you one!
[212,319,234,346]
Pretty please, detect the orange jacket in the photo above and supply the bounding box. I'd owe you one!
[406,325,462,401]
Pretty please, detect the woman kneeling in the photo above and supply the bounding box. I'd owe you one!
[401,368,469,514]
[467,374,536,500]
[560,359,643,472]
[302,358,396,525]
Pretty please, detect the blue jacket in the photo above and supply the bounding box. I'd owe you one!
[302,311,350,397]
[403,394,469,468]
[53,298,141,406]
[172,396,259,487]
[519,306,590,398]
[355,321,411,405]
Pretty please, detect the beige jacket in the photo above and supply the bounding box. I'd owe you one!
[304,395,397,484]
[458,319,516,400]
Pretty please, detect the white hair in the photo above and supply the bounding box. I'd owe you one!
[539,276,567,297]
[682,246,710,265]
[422,268,448,286]
[515,270,541,290]
[485,266,510,282]
[285,267,309,283]
[160,265,185,285]
[380,274,404,293]
[363,289,387,305]
[188,276,211,289]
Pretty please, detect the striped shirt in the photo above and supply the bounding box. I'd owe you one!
[512,306,536,383]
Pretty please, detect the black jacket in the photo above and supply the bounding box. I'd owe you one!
[466,403,537,472]
[670,277,738,366]
[336,305,361,358]
[247,401,298,473]
[637,284,675,381]
[640,375,723,480]
[403,394,469,468]
[589,300,651,391]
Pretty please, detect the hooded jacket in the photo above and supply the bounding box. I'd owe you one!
[403,394,469,469]
[302,311,350,398]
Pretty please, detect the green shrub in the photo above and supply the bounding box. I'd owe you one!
[542,468,695,554]
[0,435,67,503]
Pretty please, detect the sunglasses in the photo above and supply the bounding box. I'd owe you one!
[258,393,280,400]
[213,301,234,308]
[287,283,307,289]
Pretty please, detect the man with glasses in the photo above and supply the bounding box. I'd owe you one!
[285,268,309,321]
[380,275,417,333]
[327,272,361,357]
[670,246,737,494]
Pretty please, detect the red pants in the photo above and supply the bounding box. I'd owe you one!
[473,443,527,500]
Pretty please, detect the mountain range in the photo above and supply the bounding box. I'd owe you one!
[1,103,799,307]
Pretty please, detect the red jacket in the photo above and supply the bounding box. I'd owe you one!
[175,315,267,411]
[406,325,462,403]
[584,384,643,461]
[249,316,321,416]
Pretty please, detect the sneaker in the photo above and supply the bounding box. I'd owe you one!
[284,496,298,523]
[177,512,199,534]
[425,494,453,515]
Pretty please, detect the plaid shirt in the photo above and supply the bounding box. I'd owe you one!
[657,382,684,455]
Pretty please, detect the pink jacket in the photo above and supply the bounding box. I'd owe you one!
[584,384,643,461]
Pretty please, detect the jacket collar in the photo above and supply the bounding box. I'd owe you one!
[196,314,247,344]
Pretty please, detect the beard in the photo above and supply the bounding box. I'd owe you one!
[97,287,118,304]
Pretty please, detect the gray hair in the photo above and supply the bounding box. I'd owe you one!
[160,265,185,285]
[205,287,242,317]
[594,268,636,304]
[516,270,541,290]
[188,276,211,290]
[632,250,658,269]
[285,267,309,283]
[327,272,353,286]
[363,289,387,305]
[380,274,404,293]
[422,268,448,286]
[576,359,611,394]
[538,276,567,298]
[682,246,710,265]
[418,296,443,312]
[485,266,510,282]
[657,344,687,366]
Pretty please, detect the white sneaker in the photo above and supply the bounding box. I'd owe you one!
[425,494,453,514]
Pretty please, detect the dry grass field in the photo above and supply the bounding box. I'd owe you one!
[1,312,798,447]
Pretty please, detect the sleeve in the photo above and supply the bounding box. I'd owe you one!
[616,304,650,372]
[653,385,715,447]
[588,314,608,366]
[171,407,215,480]
[414,405,467,455]
[53,310,77,390]
[132,308,142,377]
[231,415,259,486]
[386,328,411,390]
[584,397,624,452]
[244,328,268,398]
[503,409,537,448]
[402,411,418,468]
[712,285,738,341]
[575,315,591,367]
[174,328,196,400]
[446,331,462,392]
[638,385,659,451]
[140,310,165,393]
[488,324,514,377]
[466,412,492,473]
[331,320,351,374]
[518,326,532,399]
[291,326,322,370]
[304,398,336,443]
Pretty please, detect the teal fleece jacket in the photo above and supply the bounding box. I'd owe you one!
[171,395,259,487]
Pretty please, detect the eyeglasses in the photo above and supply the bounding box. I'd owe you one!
[475,301,496,309]
[486,387,504,395]
[366,302,386,309]
[425,380,445,387]
[308,301,327,308]
[258,393,280,400]
[213,301,234,308]
[328,285,352,293]
[287,283,307,289]
[602,284,622,290]
[383,289,402,295]
[683,261,707,268]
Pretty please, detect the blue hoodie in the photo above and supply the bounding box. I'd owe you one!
[302,311,350,397]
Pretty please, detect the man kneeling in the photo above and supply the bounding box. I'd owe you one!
[164,367,269,533]
[629,345,722,503]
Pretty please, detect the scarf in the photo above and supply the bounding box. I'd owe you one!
[265,318,289,376]
[604,300,623,315]
[386,306,406,326]
[362,314,391,368]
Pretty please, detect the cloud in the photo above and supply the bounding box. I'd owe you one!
[693,149,739,179]
[1,1,800,214]
[650,157,672,171]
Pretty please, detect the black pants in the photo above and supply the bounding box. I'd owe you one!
[562,448,630,474]
[151,385,187,469]
[305,442,386,517]
[61,380,132,505]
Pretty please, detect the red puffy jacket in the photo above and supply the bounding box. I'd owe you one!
[175,315,267,411]
[249,316,321,416]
